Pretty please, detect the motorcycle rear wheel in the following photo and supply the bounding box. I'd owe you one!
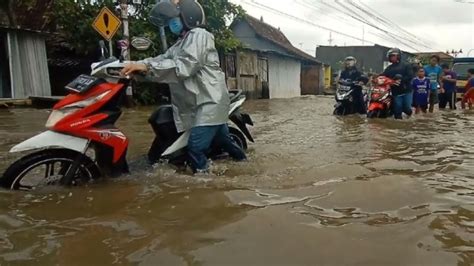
[229,127,247,150]
[0,149,100,191]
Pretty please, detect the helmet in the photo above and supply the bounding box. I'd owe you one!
[344,56,357,68]
[149,0,180,27]
[149,0,205,29]
[178,0,206,29]
[387,48,402,61]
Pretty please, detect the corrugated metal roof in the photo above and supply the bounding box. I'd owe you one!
[0,0,54,33]
[241,15,321,65]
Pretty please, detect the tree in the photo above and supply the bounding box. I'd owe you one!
[200,0,245,52]
[53,0,117,57]
[52,0,244,58]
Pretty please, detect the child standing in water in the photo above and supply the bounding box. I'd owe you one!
[412,68,431,114]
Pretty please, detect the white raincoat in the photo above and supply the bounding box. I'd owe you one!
[139,28,230,133]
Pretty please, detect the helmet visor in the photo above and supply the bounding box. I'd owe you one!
[149,0,180,27]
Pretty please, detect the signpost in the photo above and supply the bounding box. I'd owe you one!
[92,7,122,58]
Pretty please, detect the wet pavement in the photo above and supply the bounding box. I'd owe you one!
[0,96,472,265]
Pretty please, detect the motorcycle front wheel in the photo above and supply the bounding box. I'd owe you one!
[333,106,346,116]
[367,110,381,118]
[0,149,100,190]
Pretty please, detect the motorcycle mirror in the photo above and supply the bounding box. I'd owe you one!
[131,37,153,51]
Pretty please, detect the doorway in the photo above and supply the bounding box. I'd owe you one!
[0,32,11,98]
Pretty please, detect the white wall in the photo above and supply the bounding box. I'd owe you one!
[268,55,301,99]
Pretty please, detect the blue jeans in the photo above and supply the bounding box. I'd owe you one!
[393,92,413,119]
[188,124,247,173]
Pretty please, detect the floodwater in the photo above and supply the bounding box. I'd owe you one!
[0,96,472,266]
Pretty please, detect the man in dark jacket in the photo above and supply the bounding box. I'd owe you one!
[339,56,366,114]
[382,48,414,119]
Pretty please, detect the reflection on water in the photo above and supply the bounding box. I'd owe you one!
[0,96,472,265]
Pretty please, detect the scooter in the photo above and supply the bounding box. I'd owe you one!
[366,75,397,118]
[333,77,369,116]
[333,80,363,115]
[0,58,254,190]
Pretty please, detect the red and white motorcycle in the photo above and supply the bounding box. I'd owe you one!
[1,54,253,190]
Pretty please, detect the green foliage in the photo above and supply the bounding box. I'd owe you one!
[52,0,244,57]
[200,0,245,52]
[52,0,245,104]
[53,0,117,56]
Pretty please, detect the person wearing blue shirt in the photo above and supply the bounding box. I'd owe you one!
[412,67,431,114]
[440,63,458,110]
[424,55,442,113]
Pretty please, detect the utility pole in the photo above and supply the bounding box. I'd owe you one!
[120,0,130,61]
[120,0,134,106]
[446,49,463,58]
[328,31,333,46]
[362,26,365,45]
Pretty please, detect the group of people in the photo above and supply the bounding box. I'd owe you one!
[412,54,459,114]
[340,49,474,119]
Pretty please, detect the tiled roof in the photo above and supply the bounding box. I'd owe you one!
[243,15,321,64]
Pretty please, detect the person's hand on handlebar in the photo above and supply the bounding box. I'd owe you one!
[120,63,148,77]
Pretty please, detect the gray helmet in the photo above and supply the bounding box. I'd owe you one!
[344,56,357,67]
[344,56,357,62]
[387,48,402,61]
[149,0,206,29]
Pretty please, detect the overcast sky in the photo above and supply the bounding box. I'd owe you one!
[229,0,474,57]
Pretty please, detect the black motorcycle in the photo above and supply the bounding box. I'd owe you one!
[333,79,367,116]
[147,89,254,165]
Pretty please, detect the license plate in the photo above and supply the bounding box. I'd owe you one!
[456,80,467,88]
[65,74,103,94]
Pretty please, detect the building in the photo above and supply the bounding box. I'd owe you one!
[0,0,53,99]
[414,52,454,66]
[227,15,323,99]
[316,44,416,74]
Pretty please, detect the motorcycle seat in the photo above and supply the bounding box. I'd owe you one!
[148,105,174,125]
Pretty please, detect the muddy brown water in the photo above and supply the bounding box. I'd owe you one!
[0,96,472,265]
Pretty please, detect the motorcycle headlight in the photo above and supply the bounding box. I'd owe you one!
[63,91,111,108]
[337,91,351,100]
[46,107,81,128]
[45,91,111,128]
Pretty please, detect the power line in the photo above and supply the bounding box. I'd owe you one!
[298,0,425,51]
[241,0,379,45]
[355,0,434,48]
[350,0,439,50]
[333,0,425,51]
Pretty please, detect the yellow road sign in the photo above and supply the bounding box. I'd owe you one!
[92,7,122,41]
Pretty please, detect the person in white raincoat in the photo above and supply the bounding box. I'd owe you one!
[121,0,246,173]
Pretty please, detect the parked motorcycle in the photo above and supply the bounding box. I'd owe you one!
[333,77,368,116]
[366,75,398,118]
[0,42,253,190]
